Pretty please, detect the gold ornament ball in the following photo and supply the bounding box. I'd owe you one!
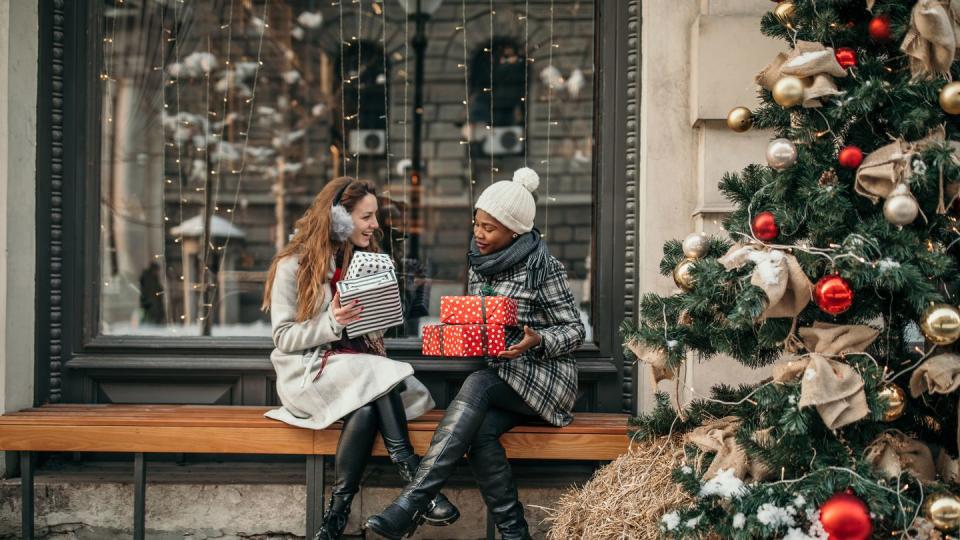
[924,493,960,532]
[940,81,960,115]
[920,303,960,345]
[773,76,805,108]
[877,384,906,422]
[682,232,710,259]
[673,258,697,291]
[773,1,797,29]
[727,107,753,132]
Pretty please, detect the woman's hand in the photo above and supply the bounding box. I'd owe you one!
[497,325,541,360]
[331,291,362,326]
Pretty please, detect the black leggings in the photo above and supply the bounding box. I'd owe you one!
[333,386,415,498]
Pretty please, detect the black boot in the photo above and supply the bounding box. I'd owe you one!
[373,388,460,528]
[467,418,531,540]
[366,400,483,539]
[318,404,378,540]
[394,454,460,526]
[314,496,351,540]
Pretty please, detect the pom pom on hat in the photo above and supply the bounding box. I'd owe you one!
[512,167,540,192]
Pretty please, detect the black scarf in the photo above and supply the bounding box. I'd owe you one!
[468,229,550,289]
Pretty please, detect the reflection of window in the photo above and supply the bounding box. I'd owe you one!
[469,37,527,156]
[334,40,389,157]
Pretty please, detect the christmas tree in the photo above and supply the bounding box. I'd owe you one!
[623,1,960,538]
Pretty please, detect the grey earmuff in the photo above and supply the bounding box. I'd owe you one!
[330,181,356,242]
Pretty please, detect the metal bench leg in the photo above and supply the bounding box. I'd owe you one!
[134,453,146,540]
[486,508,496,540]
[20,451,34,540]
[306,455,325,539]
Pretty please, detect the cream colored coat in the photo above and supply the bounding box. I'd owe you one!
[264,254,434,430]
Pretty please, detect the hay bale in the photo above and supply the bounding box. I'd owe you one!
[542,436,691,539]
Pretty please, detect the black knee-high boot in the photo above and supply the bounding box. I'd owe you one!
[467,410,531,540]
[365,400,483,539]
[372,388,460,527]
[316,404,378,540]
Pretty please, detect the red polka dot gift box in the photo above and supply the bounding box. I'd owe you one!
[439,296,518,326]
[421,324,507,357]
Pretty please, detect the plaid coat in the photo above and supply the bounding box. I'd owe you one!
[468,255,585,426]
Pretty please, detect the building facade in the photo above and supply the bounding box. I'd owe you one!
[0,0,780,536]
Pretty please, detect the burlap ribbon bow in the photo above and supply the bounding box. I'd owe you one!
[773,323,879,430]
[719,244,812,320]
[901,0,960,79]
[685,416,772,482]
[626,339,675,385]
[865,431,937,483]
[855,126,960,213]
[756,41,848,108]
[910,352,960,456]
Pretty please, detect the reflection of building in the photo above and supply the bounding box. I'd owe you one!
[142,2,597,333]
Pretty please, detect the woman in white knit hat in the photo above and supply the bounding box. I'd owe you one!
[366,168,586,540]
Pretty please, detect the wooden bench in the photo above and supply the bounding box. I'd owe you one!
[0,404,629,539]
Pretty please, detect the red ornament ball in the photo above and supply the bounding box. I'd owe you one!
[835,47,857,69]
[814,274,854,315]
[868,15,892,41]
[838,145,864,169]
[751,211,779,242]
[819,492,873,540]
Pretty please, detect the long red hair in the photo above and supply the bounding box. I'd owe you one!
[262,177,381,321]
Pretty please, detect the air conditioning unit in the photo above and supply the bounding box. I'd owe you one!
[481,126,524,156]
[349,129,387,155]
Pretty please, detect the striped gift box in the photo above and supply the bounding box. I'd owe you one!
[336,269,404,338]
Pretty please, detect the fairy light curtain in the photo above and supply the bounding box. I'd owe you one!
[96,0,596,341]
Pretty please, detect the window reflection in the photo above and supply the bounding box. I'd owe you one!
[98,0,595,343]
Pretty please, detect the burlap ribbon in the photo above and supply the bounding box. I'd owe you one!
[938,450,960,484]
[855,126,960,213]
[626,339,675,385]
[685,416,772,482]
[909,352,960,456]
[864,431,937,483]
[909,353,960,397]
[772,323,878,430]
[901,0,960,79]
[719,244,812,319]
[756,41,848,108]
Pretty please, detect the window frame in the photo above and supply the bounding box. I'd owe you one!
[35,0,639,413]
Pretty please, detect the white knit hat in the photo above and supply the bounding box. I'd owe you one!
[475,167,539,234]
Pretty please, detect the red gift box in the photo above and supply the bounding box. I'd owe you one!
[422,324,507,357]
[440,296,518,326]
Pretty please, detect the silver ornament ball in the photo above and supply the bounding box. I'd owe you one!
[766,138,798,171]
[682,233,710,259]
[883,184,919,226]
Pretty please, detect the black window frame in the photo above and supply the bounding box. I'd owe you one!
[35,0,640,413]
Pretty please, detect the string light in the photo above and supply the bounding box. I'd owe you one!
[173,0,188,324]
[489,0,495,183]
[462,0,475,208]
[339,0,348,175]
[523,0,529,167]
[354,0,363,180]
[544,0,555,239]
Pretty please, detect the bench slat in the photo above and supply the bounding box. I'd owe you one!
[0,406,630,460]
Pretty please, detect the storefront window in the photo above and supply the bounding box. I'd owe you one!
[96,0,596,340]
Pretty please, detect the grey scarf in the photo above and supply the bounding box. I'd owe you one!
[468,229,550,289]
